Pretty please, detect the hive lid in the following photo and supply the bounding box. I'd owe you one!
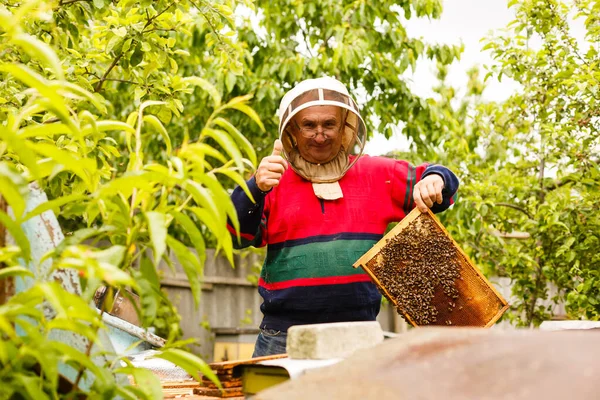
[353,208,508,328]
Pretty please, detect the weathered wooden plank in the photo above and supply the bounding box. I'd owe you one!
[209,354,288,373]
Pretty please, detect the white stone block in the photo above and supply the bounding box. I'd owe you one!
[286,321,384,360]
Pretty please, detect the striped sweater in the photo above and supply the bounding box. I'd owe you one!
[228,155,459,332]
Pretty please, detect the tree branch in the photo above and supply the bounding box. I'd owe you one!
[91,0,178,94]
[59,0,90,6]
[94,52,125,92]
[495,202,533,219]
[189,0,225,45]
[526,266,544,327]
[103,78,141,85]
[143,1,177,31]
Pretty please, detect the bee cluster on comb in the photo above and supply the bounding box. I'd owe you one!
[354,208,508,327]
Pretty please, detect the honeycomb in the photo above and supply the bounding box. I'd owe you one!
[354,209,508,327]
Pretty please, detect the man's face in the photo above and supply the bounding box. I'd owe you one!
[291,105,344,164]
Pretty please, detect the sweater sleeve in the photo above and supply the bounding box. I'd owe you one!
[227,176,268,249]
[422,164,459,213]
[391,161,459,217]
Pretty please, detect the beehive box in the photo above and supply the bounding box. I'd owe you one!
[353,208,508,327]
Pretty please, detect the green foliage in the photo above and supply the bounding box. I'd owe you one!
[428,0,600,326]
[0,0,257,397]
[224,0,463,158]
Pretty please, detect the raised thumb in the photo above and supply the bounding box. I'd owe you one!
[272,139,283,157]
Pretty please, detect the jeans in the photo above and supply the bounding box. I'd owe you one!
[252,328,288,357]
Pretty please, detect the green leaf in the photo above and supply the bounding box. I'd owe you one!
[212,117,257,166]
[188,207,223,252]
[16,376,50,400]
[130,43,144,66]
[166,235,202,306]
[115,366,163,399]
[52,340,114,390]
[0,266,33,279]
[0,210,31,261]
[115,386,149,400]
[22,193,87,222]
[170,211,206,266]
[93,245,127,266]
[38,283,99,322]
[181,143,228,164]
[139,100,167,114]
[201,128,244,171]
[81,120,136,135]
[0,64,72,125]
[214,168,255,204]
[143,115,172,156]
[50,80,106,112]
[140,252,160,289]
[145,211,168,266]
[195,173,238,239]
[12,33,64,80]
[154,348,220,387]
[54,226,115,256]
[27,142,96,191]
[18,122,72,139]
[46,318,99,341]
[0,162,28,219]
[226,100,265,132]
[182,77,221,108]
[0,126,41,178]
[182,180,220,215]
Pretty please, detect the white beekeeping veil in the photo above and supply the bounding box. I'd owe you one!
[277,77,367,199]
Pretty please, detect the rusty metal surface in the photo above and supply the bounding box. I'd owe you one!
[95,287,143,326]
[0,194,15,304]
[12,182,79,297]
[256,327,600,400]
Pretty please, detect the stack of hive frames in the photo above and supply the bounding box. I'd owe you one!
[353,208,508,327]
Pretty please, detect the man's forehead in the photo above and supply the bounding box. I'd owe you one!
[294,105,343,120]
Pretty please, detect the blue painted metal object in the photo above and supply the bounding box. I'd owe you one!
[7,183,164,390]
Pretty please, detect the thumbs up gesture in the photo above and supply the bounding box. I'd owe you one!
[255,139,288,192]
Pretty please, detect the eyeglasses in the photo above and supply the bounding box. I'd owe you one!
[295,122,342,139]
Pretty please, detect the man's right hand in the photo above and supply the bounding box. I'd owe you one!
[255,139,288,192]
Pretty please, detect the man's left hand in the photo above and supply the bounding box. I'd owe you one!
[413,174,445,212]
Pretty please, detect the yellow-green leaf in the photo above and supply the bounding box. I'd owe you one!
[146,211,168,266]
[0,210,30,261]
[154,348,220,387]
[143,115,172,155]
[212,117,257,166]
[12,33,64,80]
[227,101,265,132]
[166,235,202,306]
[201,128,244,171]
[182,77,221,108]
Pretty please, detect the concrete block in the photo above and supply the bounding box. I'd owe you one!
[286,321,384,360]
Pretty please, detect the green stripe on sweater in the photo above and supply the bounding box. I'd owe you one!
[261,239,378,283]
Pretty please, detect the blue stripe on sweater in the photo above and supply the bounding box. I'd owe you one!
[258,281,382,332]
[267,232,382,251]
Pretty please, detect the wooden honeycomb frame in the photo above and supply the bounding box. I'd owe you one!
[353,208,509,328]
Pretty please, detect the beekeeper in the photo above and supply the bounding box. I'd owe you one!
[227,77,459,357]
